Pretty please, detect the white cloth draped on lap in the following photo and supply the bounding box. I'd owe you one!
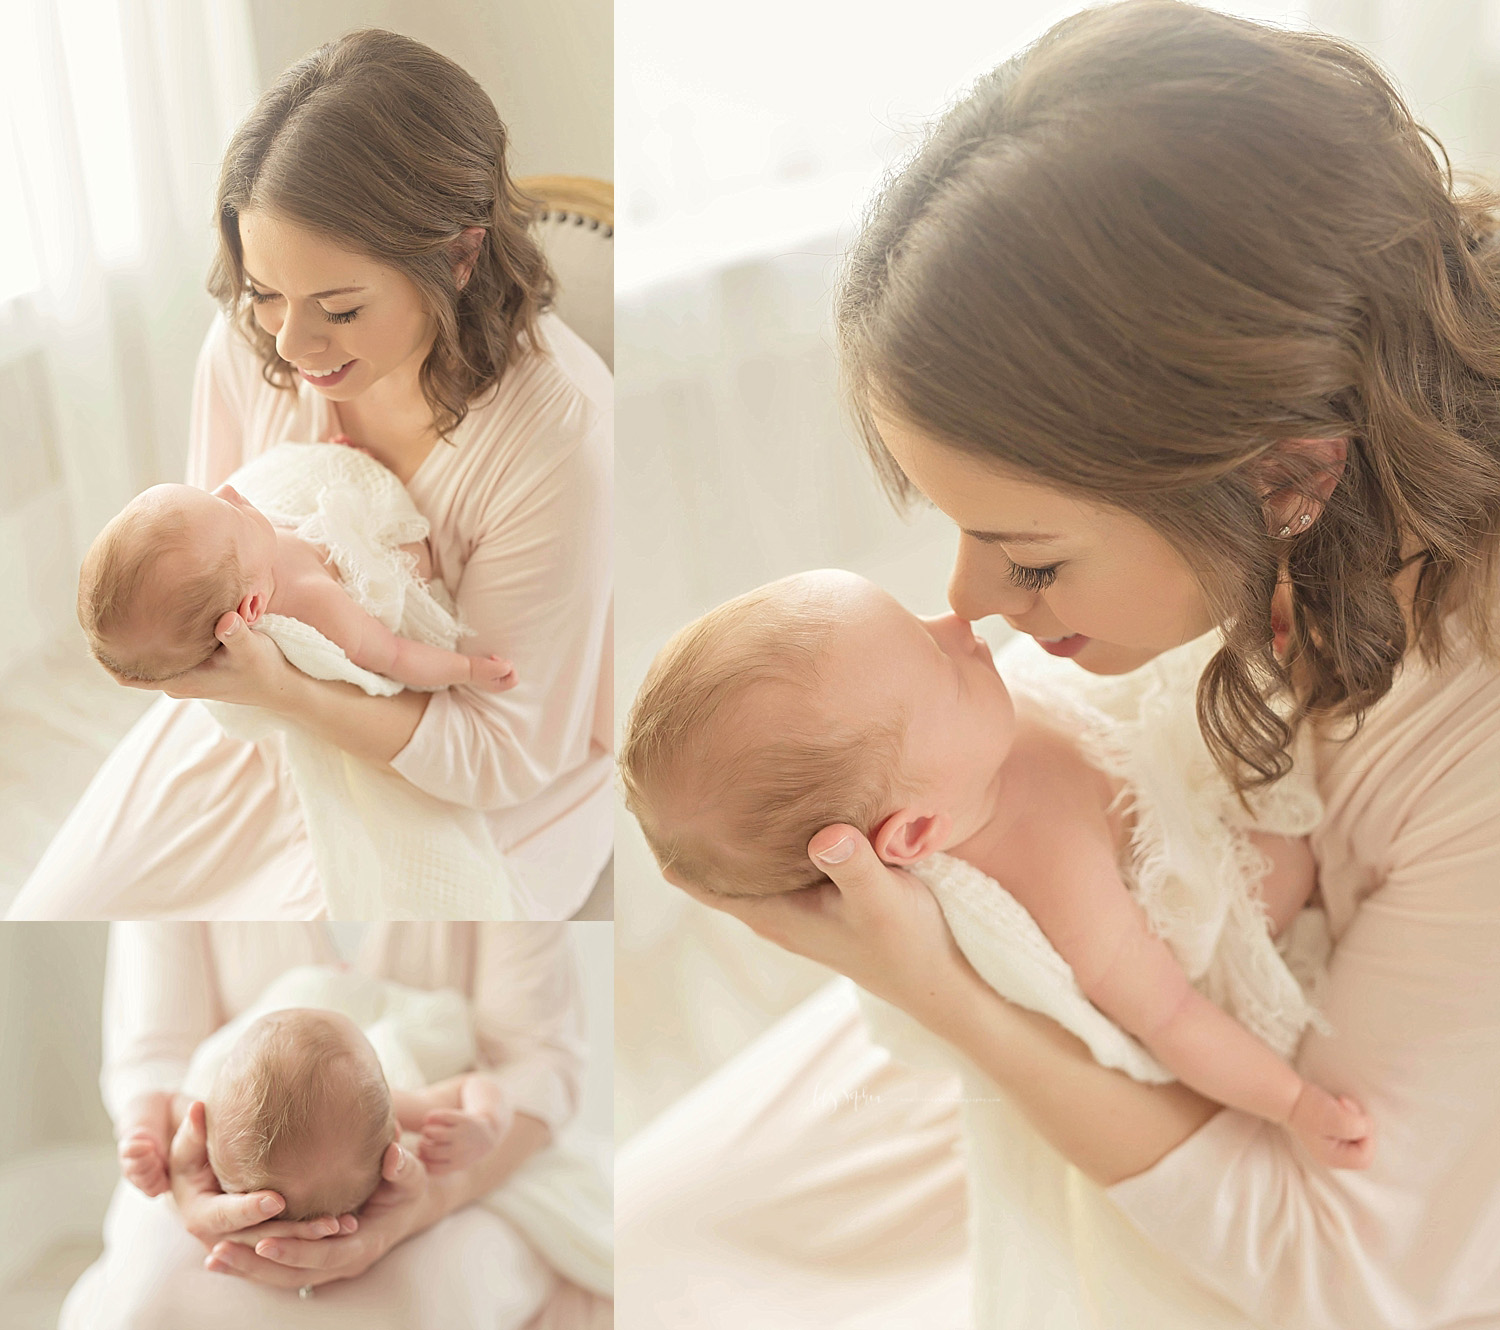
[863,629,1332,1330]
[205,442,516,920]
[184,964,612,1298]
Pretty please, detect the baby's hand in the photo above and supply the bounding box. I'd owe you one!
[468,655,518,692]
[417,1107,508,1174]
[1287,1083,1375,1169]
[118,1126,171,1197]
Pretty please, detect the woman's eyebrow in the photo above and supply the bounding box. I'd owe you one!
[962,529,1061,545]
[243,271,366,298]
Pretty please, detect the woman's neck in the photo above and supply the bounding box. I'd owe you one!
[331,371,444,486]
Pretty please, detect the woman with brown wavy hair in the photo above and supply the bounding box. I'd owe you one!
[10,29,612,921]
[622,3,1500,1325]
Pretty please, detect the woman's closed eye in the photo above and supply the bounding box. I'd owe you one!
[1006,560,1060,592]
[247,289,361,323]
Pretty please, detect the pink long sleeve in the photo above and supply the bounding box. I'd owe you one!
[470,923,587,1132]
[1107,632,1500,1328]
[185,314,252,490]
[99,923,222,1125]
[389,323,613,814]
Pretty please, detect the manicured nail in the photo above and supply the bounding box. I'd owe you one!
[260,1195,283,1216]
[205,1255,228,1273]
[395,1146,408,1173]
[814,836,855,864]
[256,1241,280,1259]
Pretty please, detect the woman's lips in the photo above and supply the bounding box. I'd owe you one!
[1035,633,1090,658]
[299,359,355,386]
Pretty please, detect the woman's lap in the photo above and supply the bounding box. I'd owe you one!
[9,696,321,919]
[62,1182,556,1330]
[617,979,972,1329]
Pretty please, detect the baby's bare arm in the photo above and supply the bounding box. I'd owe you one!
[391,1081,464,1132]
[289,578,515,692]
[1020,820,1368,1162]
[398,539,433,583]
[1244,830,1319,937]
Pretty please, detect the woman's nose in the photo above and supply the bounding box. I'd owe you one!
[274,303,326,366]
[948,536,1039,622]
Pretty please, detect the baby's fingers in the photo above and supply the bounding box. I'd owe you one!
[422,1109,467,1130]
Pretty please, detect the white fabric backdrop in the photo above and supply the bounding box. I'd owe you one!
[0,0,258,676]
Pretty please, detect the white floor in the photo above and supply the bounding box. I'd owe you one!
[0,636,156,910]
[0,634,614,919]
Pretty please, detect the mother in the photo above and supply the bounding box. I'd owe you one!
[621,4,1500,1326]
[10,29,611,921]
[63,922,606,1328]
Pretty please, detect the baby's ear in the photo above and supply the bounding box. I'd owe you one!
[872,809,951,866]
[237,589,266,626]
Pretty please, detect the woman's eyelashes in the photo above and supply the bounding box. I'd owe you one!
[1006,560,1060,592]
[247,289,361,323]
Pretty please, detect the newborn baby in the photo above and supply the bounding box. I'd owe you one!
[622,569,1374,1169]
[77,478,515,690]
[118,1006,513,1220]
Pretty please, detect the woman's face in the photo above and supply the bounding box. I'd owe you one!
[876,413,1220,675]
[238,210,434,405]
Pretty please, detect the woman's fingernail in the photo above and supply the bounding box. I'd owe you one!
[257,1241,279,1259]
[204,1256,227,1273]
[260,1195,283,1216]
[396,1146,408,1172]
[814,836,855,864]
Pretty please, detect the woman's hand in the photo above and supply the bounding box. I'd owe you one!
[206,1141,434,1289]
[113,612,298,709]
[673,824,972,1021]
[169,1101,351,1252]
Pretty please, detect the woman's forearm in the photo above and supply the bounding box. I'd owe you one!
[914,962,1220,1186]
[276,668,430,766]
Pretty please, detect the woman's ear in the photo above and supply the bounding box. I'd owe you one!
[1258,437,1348,531]
[449,226,486,289]
[872,808,952,866]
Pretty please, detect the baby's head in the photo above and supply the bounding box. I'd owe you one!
[622,570,1017,897]
[205,1008,397,1222]
[77,482,276,680]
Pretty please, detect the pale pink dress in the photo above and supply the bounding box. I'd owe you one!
[61,922,611,1330]
[9,314,612,921]
[619,596,1500,1329]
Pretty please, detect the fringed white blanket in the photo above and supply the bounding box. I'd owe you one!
[860,630,1332,1330]
[203,443,515,920]
[184,965,613,1298]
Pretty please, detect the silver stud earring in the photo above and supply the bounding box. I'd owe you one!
[1276,513,1313,538]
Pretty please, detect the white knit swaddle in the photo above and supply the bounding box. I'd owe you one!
[203,443,516,920]
[184,965,612,1298]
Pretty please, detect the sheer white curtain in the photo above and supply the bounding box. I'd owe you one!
[0,0,257,676]
[614,0,1500,1129]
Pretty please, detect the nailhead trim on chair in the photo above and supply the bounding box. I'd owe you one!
[538,209,614,239]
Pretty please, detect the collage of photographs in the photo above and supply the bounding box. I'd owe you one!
[2,0,1499,1326]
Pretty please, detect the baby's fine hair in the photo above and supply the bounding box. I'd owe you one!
[206,1009,395,1223]
[77,497,242,681]
[620,576,906,897]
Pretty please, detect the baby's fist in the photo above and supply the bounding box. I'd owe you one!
[1288,1084,1375,1170]
[417,1108,501,1174]
[469,655,518,692]
[118,1128,170,1196]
